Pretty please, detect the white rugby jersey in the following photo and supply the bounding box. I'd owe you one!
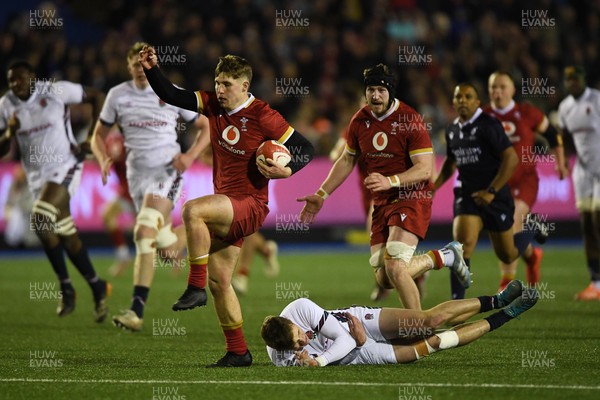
[99,81,197,170]
[558,88,600,174]
[0,81,82,187]
[266,298,363,367]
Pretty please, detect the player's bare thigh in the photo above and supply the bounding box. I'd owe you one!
[182,194,234,238]
[370,226,419,257]
[388,225,419,246]
[452,215,483,257]
[378,308,429,340]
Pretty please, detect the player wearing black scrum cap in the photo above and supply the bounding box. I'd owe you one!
[299,64,472,311]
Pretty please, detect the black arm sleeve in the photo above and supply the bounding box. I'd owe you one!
[284,131,314,175]
[143,66,198,112]
[542,123,561,148]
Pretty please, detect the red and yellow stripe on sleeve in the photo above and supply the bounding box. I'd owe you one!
[277,126,295,143]
[344,143,357,156]
[409,147,433,157]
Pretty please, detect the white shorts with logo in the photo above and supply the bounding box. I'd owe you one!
[338,306,397,365]
[28,161,83,201]
[126,164,182,212]
[572,160,600,211]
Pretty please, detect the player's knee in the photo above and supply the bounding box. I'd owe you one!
[385,263,411,284]
[135,207,163,235]
[155,223,178,250]
[31,200,59,234]
[182,200,203,224]
[423,312,447,329]
[208,274,230,294]
[495,249,516,264]
[134,207,163,254]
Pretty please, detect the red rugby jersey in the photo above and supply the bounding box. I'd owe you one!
[344,99,433,206]
[195,91,294,203]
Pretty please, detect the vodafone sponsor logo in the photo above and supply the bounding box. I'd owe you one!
[219,125,246,155]
[372,131,388,151]
[222,125,241,145]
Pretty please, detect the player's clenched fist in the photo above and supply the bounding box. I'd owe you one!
[364,172,391,192]
[139,45,158,69]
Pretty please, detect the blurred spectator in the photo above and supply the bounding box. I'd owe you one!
[0,0,598,157]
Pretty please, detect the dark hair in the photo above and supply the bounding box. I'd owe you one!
[215,55,253,83]
[456,82,480,99]
[7,60,34,74]
[260,316,296,351]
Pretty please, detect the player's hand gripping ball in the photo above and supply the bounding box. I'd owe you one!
[256,140,291,167]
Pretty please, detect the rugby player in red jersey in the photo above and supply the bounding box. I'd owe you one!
[484,71,567,290]
[140,46,314,367]
[299,64,471,310]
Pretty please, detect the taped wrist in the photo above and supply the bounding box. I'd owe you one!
[316,187,329,200]
[387,175,401,188]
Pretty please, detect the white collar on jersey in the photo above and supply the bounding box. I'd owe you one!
[130,81,154,93]
[227,93,255,116]
[456,107,483,128]
[490,100,515,115]
[369,98,399,121]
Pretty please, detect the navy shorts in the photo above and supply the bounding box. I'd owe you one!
[453,185,514,232]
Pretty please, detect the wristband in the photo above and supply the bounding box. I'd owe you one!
[387,175,401,188]
[314,356,328,367]
[316,188,329,200]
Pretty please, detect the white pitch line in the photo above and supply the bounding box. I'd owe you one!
[1,378,599,391]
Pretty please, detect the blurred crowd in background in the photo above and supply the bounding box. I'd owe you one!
[0,0,599,157]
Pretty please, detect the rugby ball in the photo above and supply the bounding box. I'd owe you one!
[256,140,291,167]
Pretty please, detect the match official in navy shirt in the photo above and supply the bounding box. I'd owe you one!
[434,83,546,299]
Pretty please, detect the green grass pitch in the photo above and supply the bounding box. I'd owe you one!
[0,245,599,400]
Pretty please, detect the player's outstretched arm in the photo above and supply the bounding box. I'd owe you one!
[140,46,198,113]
